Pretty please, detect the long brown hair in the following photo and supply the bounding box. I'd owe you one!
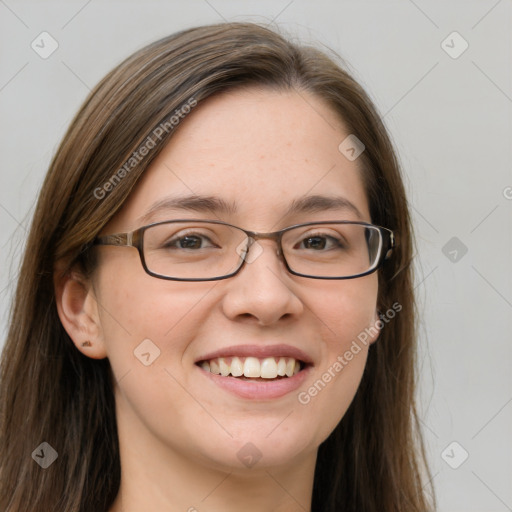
[0,22,434,511]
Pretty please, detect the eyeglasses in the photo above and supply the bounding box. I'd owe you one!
[93,219,395,281]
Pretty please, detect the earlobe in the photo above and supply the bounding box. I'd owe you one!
[54,269,107,359]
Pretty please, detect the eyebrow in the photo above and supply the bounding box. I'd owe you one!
[136,195,237,225]
[285,194,364,220]
[136,193,364,225]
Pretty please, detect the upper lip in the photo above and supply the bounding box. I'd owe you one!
[195,344,314,365]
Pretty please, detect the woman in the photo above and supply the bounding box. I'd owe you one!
[0,22,434,511]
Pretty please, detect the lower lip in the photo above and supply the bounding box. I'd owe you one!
[197,365,312,400]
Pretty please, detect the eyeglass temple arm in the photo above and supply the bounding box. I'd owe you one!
[94,232,135,247]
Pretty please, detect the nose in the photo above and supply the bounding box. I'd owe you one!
[221,239,304,326]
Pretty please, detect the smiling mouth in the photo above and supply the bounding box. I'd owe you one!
[196,356,306,380]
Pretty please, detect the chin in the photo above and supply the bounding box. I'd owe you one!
[191,420,318,472]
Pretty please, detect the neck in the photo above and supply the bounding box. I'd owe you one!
[110,464,315,512]
[108,397,316,512]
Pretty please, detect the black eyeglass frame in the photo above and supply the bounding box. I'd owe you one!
[93,219,395,282]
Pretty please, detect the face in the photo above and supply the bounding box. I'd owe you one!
[89,87,380,472]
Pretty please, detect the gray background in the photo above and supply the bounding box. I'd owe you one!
[1,1,511,510]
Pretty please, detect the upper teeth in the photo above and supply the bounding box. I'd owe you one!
[200,356,301,379]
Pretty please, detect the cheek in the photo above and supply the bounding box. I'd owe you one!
[297,277,378,440]
[93,268,223,456]
[93,257,217,377]
[297,344,368,447]
[309,276,378,349]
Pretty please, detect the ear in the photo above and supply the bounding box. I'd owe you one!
[54,267,107,359]
[368,309,382,345]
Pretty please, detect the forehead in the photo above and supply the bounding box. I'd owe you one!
[111,87,371,231]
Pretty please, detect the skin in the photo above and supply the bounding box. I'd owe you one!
[56,87,380,511]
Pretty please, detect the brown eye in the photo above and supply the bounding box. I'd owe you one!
[297,235,341,251]
[303,236,326,249]
[163,234,216,250]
